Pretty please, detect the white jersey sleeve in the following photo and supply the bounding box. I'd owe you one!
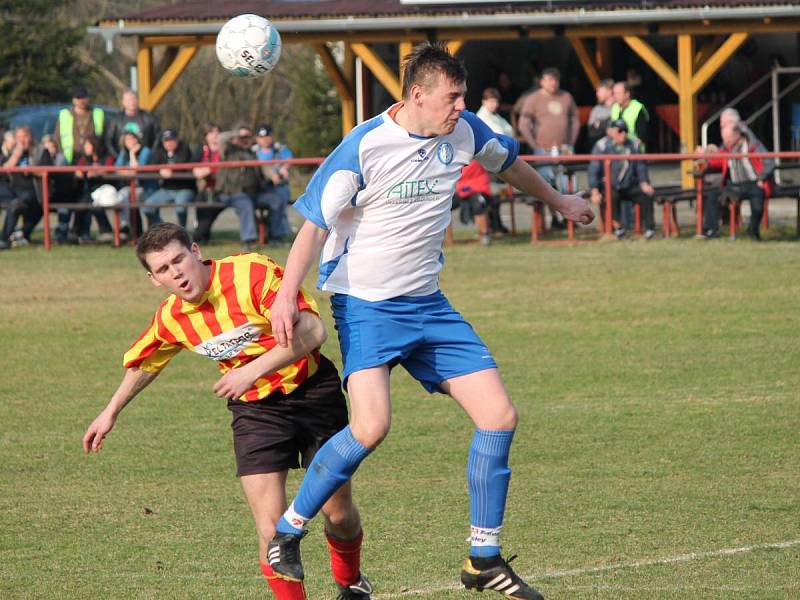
[460,110,519,173]
[293,117,384,229]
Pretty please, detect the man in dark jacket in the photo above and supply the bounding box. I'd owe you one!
[0,125,52,249]
[105,89,160,158]
[589,119,655,239]
[701,124,774,240]
[193,123,259,248]
[142,129,196,229]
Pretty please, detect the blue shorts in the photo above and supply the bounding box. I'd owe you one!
[331,291,497,393]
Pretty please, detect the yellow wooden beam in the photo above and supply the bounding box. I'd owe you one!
[315,43,354,104]
[446,40,464,55]
[315,43,356,135]
[623,36,679,94]
[351,42,402,101]
[342,43,356,134]
[136,45,153,110]
[566,24,649,38]
[142,45,198,111]
[595,37,611,78]
[693,36,721,71]
[677,34,696,188]
[691,32,748,95]
[568,37,600,88]
[399,40,413,91]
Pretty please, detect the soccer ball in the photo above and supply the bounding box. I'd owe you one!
[216,14,282,78]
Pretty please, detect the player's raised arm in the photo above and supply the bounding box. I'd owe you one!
[82,367,159,453]
[499,157,595,225]
[271,220,328,347]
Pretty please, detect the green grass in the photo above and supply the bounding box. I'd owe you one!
[1,235,799,599]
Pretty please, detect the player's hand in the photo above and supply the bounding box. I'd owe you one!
[213,365,257,400]
[558,193,595,225]
[590,188,602,205]
[160,168,173,179]
[82,409,117,453]
[640,182,655,196]
[270,292,298,348]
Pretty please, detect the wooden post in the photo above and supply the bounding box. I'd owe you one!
[315,43,356,135]
[678,34,696,189]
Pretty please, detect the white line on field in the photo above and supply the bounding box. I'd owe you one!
[375,538,800,598]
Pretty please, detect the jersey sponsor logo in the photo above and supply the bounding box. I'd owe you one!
[411,147,429,163]
[385,178,440,203]
[437,141,454,165]
[193,322,262,361]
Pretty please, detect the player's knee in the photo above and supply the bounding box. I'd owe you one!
[489,403,518,430]
[350,421,390,449]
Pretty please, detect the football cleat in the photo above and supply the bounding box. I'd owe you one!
[267,530,307,582]
[336,573,374,599]
[461,555,544,600]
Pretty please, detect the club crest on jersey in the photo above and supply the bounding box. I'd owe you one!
[436,142,454,165]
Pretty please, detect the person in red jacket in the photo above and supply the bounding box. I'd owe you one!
[702,124,774,240]
[454,160,493,245]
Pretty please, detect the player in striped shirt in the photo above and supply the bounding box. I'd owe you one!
[265,44,594,600]
[82,223,373,600]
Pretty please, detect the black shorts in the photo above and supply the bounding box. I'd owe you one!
[228,355,349,476]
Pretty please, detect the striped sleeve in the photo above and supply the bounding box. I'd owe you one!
[123,313,182,373]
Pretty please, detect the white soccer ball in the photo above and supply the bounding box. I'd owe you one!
[216,14,282,78]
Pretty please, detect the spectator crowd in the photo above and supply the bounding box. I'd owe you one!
[1,87,296,250]
[1,73,778,250]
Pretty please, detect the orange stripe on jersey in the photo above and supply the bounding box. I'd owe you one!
[219,262,248,326]
[130,315,157,347]
[155,304,181,346]
[197,299,224,337]
[170,296,203,347]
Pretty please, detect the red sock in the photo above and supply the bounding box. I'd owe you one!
[260,560,307,600]
[326,529,363,587]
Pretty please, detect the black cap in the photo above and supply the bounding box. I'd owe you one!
[610,118,628,133]
[256,124,272,137]
[161,129,178,141]
[72,86,89,99]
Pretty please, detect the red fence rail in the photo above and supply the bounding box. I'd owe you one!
[2,152,799,250]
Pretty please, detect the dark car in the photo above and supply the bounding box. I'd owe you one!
[0,103,119,140]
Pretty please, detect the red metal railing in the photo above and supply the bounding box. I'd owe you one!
[2,151,799,250]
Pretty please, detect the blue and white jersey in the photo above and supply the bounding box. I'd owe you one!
[294,104,519,301]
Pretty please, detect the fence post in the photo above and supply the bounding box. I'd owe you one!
[695,173,704,237]
[42,173,51,251]
[129,179,138,244]
[603,159,613,235]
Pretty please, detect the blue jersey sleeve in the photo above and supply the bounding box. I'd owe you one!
[294,117,382,230]
[461,111,519,173]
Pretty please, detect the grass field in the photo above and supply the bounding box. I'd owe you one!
[1,234,799,599]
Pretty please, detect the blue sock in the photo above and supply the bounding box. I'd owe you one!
[467,428,515,558]
[276,426,371,535]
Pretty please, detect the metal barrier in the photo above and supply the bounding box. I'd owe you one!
[2,151,799,250]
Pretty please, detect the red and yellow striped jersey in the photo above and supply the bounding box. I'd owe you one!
[123,253,321,401]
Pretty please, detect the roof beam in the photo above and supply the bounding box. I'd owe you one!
[623,36,679,94]
[568,37,600,88]
[350,43,402,101]
[691,32,748,94]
